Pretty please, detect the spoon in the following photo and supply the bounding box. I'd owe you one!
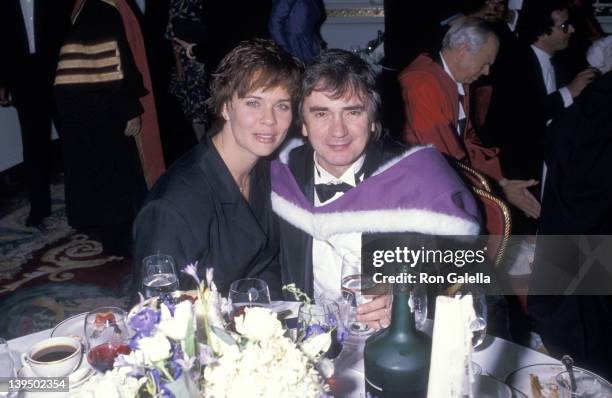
[562,354,577,392]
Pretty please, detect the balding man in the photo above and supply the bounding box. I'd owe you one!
[399,17,540,222]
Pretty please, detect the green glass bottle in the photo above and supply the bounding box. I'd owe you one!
[363,284,431,397]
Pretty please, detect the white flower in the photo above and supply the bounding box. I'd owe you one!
[234,307,284,341]
[70,367,144,398]
[158,300,192,340]
[301,332,332,359]
[138,331,172,363]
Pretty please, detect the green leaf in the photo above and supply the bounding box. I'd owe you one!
[184,316,196,358]
[164,372,199,398]
[211,326,237,346]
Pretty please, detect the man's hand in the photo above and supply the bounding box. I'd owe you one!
[357,295,391,331]
[0,86,10,107]
[124,115,141,136]
[567,68,599,98]
[499,178,541,219]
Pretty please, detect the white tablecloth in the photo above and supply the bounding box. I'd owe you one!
[7,314,558,397]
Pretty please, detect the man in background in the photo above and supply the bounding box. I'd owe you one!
[0,0,72,226]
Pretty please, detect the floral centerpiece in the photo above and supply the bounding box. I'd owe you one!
[74,264,333,398]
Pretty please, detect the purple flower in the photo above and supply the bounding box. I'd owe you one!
[129,307,160,337]
[325,313,338,329]
[304,323,326,340]
[160,384,175,398]
[169,341,183,379]
[114,355,144,378]
[181,262,200,285]
[198,344,217,366]
[336,327,349,345]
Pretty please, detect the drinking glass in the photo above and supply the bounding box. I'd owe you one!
[445,285,487,348]
[142,254,179,299]
[228,278,271,316]
[340,253,375,336]
[84,307,131,373]
[409,285,428,331]
[556,370,612,398]
[297,298,344,359]
[0,338,16,398]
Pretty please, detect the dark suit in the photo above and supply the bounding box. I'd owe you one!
[0,0,72,221]
[529,72,612,380]
[132,137,281,302]
[481,43,568,184]
[277,138,406,298]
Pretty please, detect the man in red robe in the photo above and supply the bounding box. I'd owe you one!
[399,17,540,221]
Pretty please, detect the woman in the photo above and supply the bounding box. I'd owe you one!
[132,39,302,300]
[166,0,209,140]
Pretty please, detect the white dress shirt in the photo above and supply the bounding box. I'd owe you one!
[312,153,365,300]
[507,0,523,32]
[530,45,573,107]
[440,52,466,136]
[19,0,36,54]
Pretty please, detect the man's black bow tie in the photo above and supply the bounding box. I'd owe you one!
[315,182,354,202]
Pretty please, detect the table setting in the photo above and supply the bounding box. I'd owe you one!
[2,254,611,398]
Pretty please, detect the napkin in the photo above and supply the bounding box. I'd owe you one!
[427,295,477,398]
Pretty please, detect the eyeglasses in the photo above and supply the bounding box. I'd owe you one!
[557,20,573,34]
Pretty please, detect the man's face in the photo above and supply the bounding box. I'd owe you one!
[455,35,499,84]
[301,88,372,178]
[541,9,574,53]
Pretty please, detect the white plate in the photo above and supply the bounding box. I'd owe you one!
[18,354,95,397]
[50,313,87,344]
[505,363,611,397]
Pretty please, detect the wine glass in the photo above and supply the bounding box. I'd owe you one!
[0,338,16,398]
[228,278,271,316]
[556,369,612,398]
[142,254,179,299]
[297,298,344,359]
[340,253,375,336]
[445,285,487,348]
[84,307,131,373]
[409,285,428,331]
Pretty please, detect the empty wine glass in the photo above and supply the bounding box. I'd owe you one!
[84,307,131,373]
[409,285,428,331]
[297,298,345,359]
[340,253,376,336]
[0,338,16,398]
[228,278,271,317]
[142,254,179,299]
[556,369,612,398]
[444,285,487,348]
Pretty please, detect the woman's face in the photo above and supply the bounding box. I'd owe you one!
[221,85,292,159]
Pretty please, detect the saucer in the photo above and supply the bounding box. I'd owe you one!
[18,354,95,397]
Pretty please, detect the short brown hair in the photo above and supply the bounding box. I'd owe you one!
[207,39,303,120]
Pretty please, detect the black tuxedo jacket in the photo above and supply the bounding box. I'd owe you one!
[0,0,72,88]
[481,43,568,183]
[278,137,407,299]
[132,137,281,301]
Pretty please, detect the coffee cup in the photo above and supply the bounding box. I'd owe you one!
[21,337,82,377]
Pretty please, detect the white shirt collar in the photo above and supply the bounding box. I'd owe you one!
[531,45,553,67]
[440,52,465,96]
[313,152,365,187]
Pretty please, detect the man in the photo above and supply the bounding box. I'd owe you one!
[0,0,72,226]
[528,70,612,380]
[481,0,598,231]
[399,17,541,226]
[271,50,481,330]
[54,0,165,254]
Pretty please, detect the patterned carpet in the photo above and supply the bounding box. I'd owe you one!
[0,183,132,339]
